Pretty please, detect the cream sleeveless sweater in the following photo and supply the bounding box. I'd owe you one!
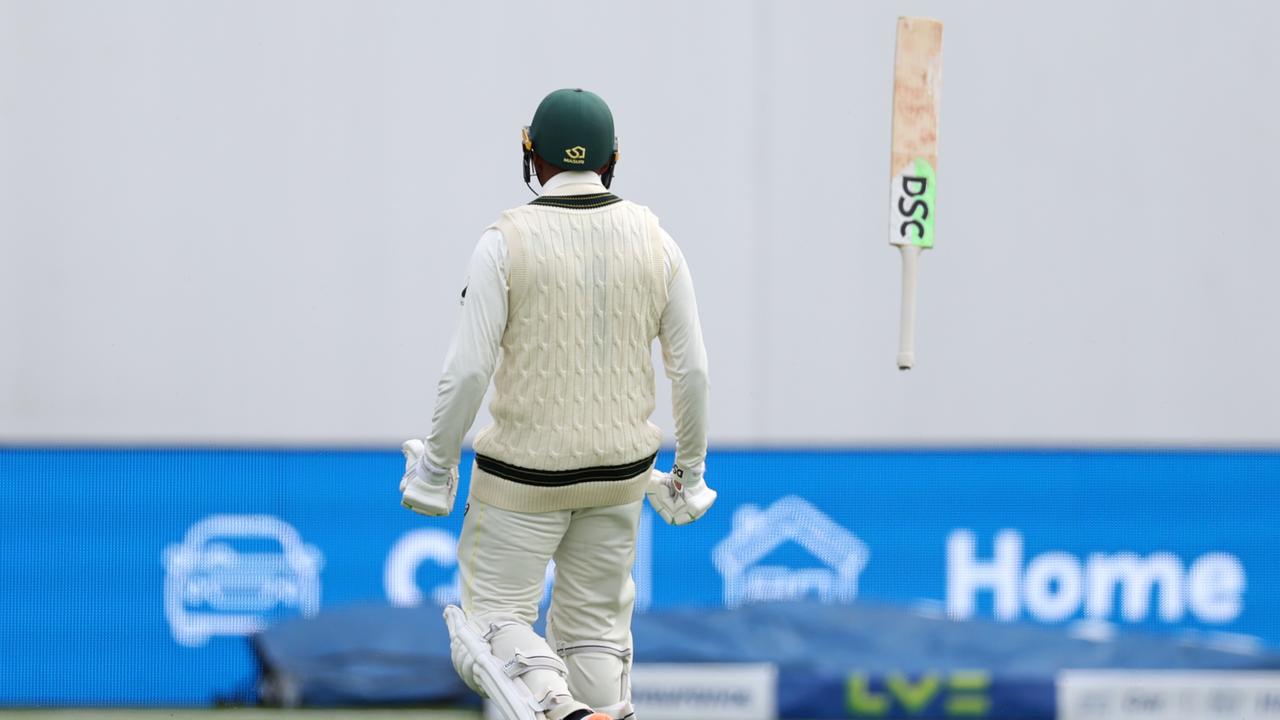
[470,188,668,512]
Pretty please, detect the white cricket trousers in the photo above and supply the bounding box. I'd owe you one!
[457,496,642,719]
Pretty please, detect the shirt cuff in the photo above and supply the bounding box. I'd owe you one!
[421,455,450,475]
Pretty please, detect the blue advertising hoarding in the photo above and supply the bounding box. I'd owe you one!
[2,447,1278,705]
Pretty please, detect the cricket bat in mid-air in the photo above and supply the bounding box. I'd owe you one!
[889,16,943,371]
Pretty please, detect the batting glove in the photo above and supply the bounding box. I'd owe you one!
[400,439,458,517]
[646,464,717,526]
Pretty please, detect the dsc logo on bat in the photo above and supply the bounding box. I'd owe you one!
[897,177,930,239]
[890,158,936,249]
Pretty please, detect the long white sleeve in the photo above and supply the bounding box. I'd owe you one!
[658,230,710,473]
[424,229,507,470]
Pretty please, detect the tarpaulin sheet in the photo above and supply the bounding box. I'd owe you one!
[253,601,1280,717]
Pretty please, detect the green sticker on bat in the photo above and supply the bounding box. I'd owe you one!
[891,158,936,249]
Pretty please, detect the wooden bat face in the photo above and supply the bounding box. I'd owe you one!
[889,17,943,250]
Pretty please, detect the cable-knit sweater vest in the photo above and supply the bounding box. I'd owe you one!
[470,193,668,512]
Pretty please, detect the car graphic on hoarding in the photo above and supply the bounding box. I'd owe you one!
[164,514,323,647]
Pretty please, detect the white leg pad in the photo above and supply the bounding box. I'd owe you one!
[444,605,557,720]
[557,639,635,719]
[593,700,636,720]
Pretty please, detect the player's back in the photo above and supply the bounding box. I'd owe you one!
[470,186,668,512]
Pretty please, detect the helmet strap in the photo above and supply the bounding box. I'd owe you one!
[600,138,620,189]
[521,126,538,195]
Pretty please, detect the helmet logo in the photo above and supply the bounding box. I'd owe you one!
[563,146,587,165]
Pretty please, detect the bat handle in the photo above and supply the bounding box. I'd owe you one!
[897,244,921,370]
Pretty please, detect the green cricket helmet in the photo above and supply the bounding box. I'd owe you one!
[522,88,619,184]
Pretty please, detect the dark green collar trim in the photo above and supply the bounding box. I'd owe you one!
[529,192,622,209]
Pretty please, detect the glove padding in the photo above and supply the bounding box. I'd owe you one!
[400,439,458,517]
[646,465,717,526]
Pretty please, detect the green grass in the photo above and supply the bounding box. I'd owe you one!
[0,711,1034,720]
[0,710,836,720]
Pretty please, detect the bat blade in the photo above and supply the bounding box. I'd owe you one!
[889,16,942,370]
[889,17,942,250]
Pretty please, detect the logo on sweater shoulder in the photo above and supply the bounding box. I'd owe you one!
[563,146,587,165]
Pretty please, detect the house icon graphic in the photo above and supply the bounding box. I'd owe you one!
[713,496,870,608]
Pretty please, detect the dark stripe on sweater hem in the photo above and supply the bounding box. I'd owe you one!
[475,452,656,487]
[529,192,623,209]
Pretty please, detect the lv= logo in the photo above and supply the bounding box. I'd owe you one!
[847,671,991,717]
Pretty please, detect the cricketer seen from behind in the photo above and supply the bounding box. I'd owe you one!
[399,88,716,720]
